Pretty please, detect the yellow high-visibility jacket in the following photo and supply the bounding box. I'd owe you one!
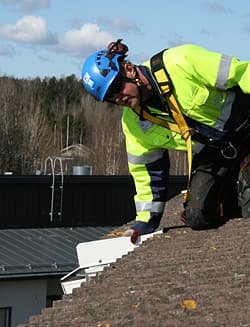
[122,44,250,227]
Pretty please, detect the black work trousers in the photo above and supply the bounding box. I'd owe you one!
[183,88,250,229]
[183,145,250,230]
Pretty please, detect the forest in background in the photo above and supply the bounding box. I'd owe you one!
[0,75,187,175]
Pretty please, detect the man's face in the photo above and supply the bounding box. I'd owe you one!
[105,64,140,109]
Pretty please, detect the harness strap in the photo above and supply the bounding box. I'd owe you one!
[150,50,194,200]
[134,105,180,133]
[167,94,193,200]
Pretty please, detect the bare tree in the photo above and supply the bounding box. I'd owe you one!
[82,94,128,175]
[0,75,186,176]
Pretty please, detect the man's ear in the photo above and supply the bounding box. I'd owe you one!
[123,63,136,78]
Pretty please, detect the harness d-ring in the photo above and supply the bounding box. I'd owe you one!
[220,142,238,160]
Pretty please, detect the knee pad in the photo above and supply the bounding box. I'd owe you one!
[183,207,218,230]
[237,155,250,218]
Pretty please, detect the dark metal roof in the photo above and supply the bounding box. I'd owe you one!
[0,226,115,279]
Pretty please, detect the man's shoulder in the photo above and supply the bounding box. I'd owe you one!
[165,43,202,55]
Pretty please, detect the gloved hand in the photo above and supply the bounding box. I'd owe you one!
[124,221,155,244]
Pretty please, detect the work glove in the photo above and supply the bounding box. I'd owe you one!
[123,221,155,244]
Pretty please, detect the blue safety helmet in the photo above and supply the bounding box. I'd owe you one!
[81,50,125,102]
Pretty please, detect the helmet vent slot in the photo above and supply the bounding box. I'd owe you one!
[100,69,109,77]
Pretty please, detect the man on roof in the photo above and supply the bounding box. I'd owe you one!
[81,39,249,243]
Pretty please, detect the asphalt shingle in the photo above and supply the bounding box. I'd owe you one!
[19,194,250,327]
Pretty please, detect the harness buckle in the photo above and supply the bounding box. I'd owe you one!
[220,142,238,160]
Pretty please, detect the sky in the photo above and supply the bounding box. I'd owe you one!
[0,0,250,79]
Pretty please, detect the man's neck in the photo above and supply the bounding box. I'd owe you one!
[137,66,165,111]
[136,66,154,102]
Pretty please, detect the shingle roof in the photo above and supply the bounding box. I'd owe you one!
[0,226,116,278]
[19,194,250,327]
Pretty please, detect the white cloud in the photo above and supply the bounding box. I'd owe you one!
[242,25,250,34]
[98,16,140,33]
[53,23,114,58]
[0,44,16,56]
[0,15,57,44]
[168,33,187,47]
[0,0,50,13]
[205,2,233,14]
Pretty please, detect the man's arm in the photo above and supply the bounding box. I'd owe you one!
[122,108,171,236]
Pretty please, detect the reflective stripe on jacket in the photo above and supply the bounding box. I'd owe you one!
[122,44,250,225]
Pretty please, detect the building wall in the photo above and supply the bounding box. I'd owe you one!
[0,175,137,228]
[0,279,47,327]
[0,175,186,229]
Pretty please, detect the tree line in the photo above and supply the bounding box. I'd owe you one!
[0,75,186,175]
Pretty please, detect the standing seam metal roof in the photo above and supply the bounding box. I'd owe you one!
[0,226,116,278]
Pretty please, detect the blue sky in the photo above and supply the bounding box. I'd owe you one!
[0,0,250,79]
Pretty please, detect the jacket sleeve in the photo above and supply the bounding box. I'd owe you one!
[121,108,171,232]
[165,44,250,93]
